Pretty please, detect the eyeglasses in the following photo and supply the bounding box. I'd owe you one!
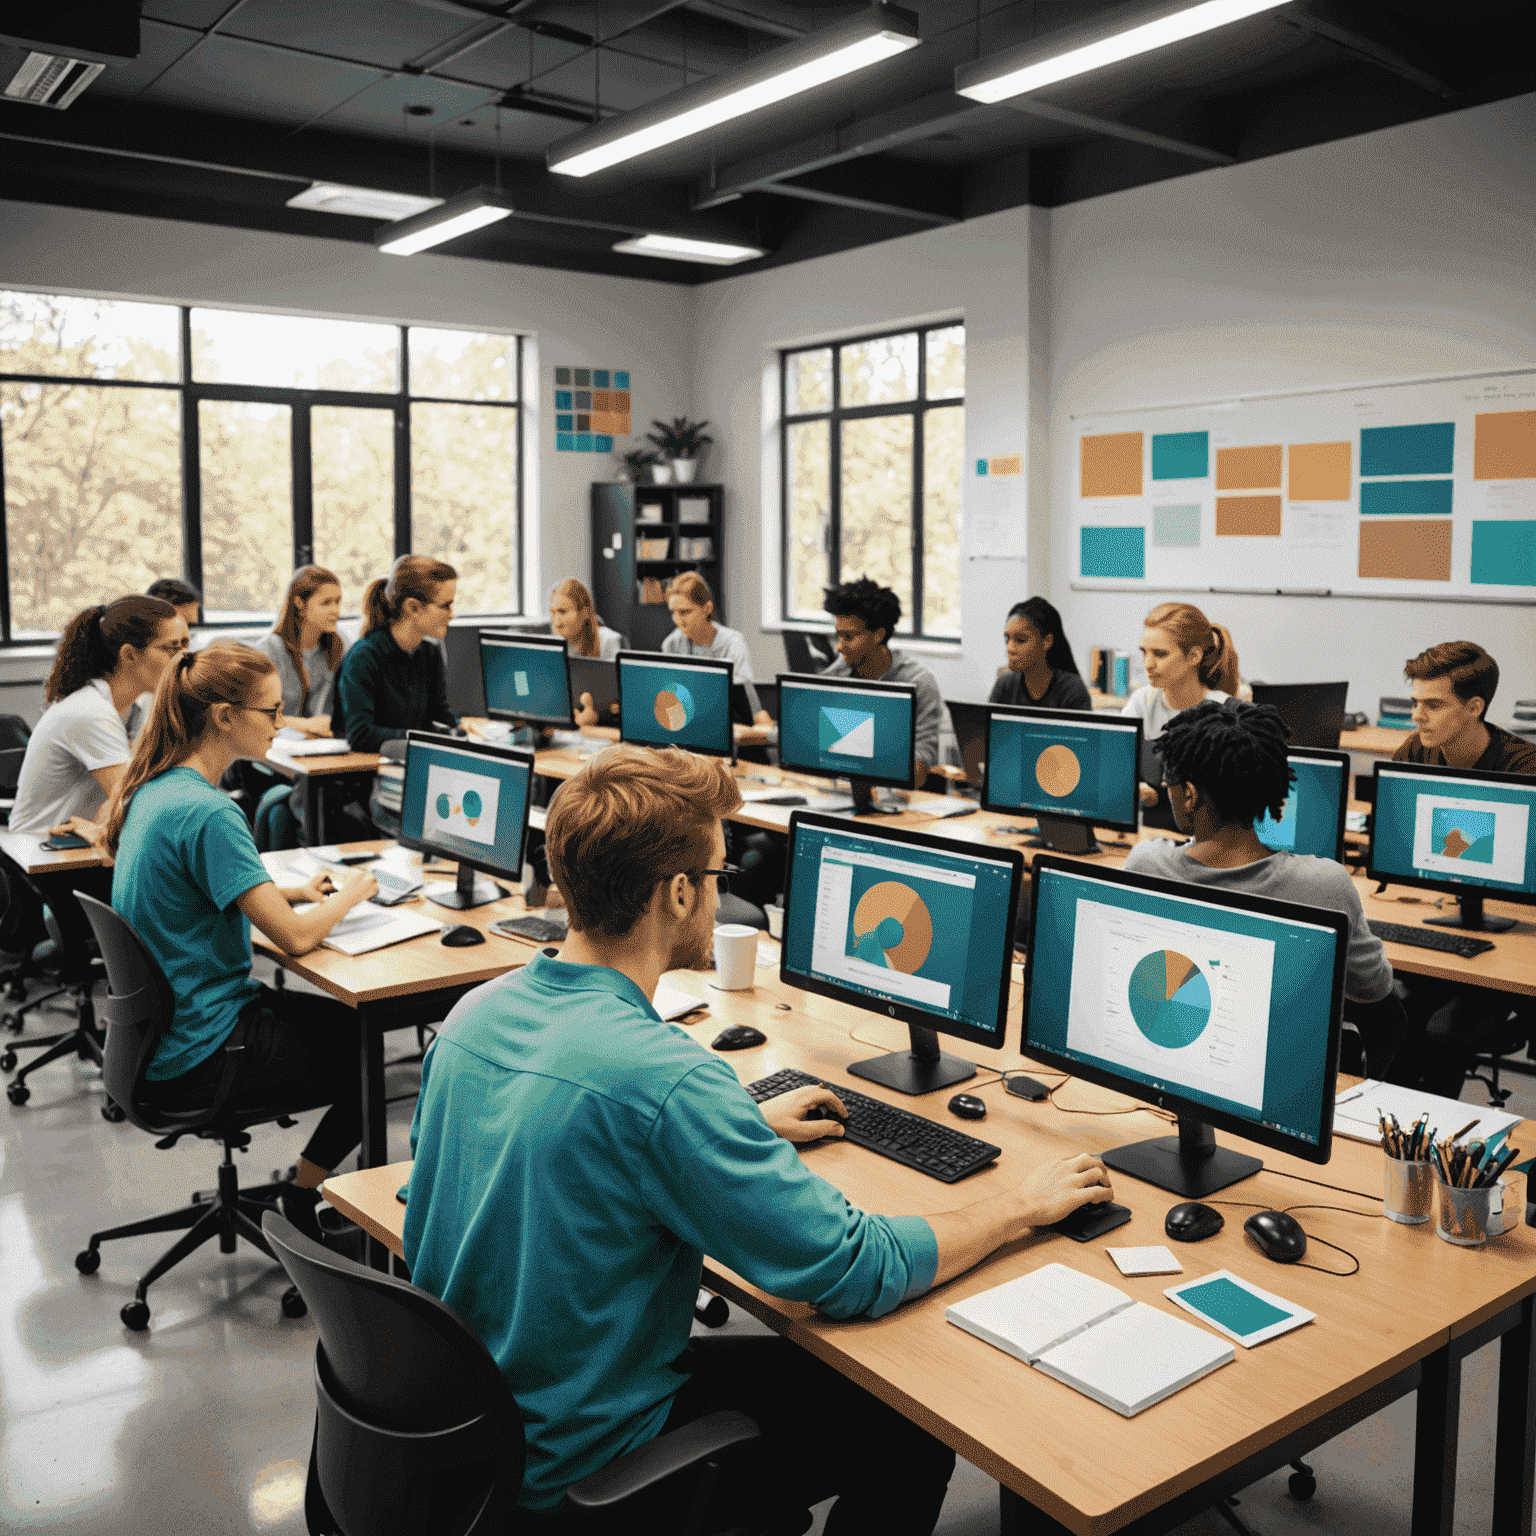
[242,705,284,725]
[697,867,734,896]
[152,638,191,654]
[833,625,870,642]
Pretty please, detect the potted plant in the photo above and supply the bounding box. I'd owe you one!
[615,447,658,483]
[646,416,713,484]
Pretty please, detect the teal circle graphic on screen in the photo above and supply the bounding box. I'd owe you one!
[435,793,451,820]
[462,789,483,823]
[1128,950,1212,1048]
[653,682,696,733]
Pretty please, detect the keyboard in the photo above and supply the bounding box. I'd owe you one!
[745,1067,1001,1183]
[492,914,569,944]
[1367,919,1495,959]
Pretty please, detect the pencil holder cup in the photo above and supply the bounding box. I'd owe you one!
[1383,1153,1435,1225]
[1434,1173,1506,1247]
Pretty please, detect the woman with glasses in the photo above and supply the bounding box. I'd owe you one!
[336,555,458,754]
[104,642,380,1237]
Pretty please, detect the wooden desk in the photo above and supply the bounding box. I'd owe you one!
[323,970,1536,1536]
[264,747,384,842]
[1340,724,1411,756]
[0,826,105,876]
[1358,874,1536,995]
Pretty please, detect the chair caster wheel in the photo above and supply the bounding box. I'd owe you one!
[7,1082,29,1105]
[1,1051,16,1072]
[1288,1472,1316,1501]
[74,1248,101,1274]
[281,1286,307,1319]
[120,1300,150,1331]
[101,1100,125,1123]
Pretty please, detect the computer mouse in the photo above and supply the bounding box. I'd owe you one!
[711,1025,766,1051]
[441,924,486,948]
[948,1093,987,1121]
[1243,1210,1308,1263]
[1165,1201,1225,1242]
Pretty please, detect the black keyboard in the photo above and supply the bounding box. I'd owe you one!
[745,1067,1001,1183]
[1367,919,1495,959]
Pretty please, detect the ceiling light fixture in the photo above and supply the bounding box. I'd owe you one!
[954,0,1288,105]
[613,233,765,265]
[375,187,514,256]
[288,183,443,221]
[4,51,104,111]
[548,4,920,179]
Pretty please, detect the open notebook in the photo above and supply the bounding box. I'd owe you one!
[946,1263,1233,1417]
[294,899,442,955]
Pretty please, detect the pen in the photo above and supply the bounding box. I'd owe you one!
[1450,1118,1481,1142]
[1478,1145,1520,1190]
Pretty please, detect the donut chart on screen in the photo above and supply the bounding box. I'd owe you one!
[653,682,695,733]
[1128,950,1212,1049]
[1034,744,1082,798]
[851,881,933,974]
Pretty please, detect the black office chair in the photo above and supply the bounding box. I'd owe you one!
[0,744,26,826]
[72,891,306,1331]
[1513,698,1536,744]
[782,632,835,674]
[262,1210,764,1536]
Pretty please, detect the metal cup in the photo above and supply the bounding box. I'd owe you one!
[1435,1174,1505,1247]
[1383,1154,1435,1225]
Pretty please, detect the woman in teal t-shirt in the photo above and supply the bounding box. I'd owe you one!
[104,642,380,1237]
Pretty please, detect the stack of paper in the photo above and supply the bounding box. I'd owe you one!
[281,737,353,757]
[1334,1080,1521,1147]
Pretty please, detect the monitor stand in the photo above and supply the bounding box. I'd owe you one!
[1023,814,1100,855]
[1426,891,1515,934]
[847,1023,976,1096]
[849,779,904,816]
[1100,1115,1262,1199]
[425,861,509,911]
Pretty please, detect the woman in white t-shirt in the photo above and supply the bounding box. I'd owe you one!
[9,595,190,839]
[1122,601,1240,815]
[551,578,622,727]
[661,572,770,725]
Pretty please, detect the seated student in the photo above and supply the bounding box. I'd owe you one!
[105,642,379,1237]
[822,577,952,788]
[402,743,1112,1527]
[661,571,771,725]
[1392,640,1536,773]
[989,597,1092,712]
[1125,700,1406,1076]
[551,577,621,726]
[336,555,457,754]
[257,566,349,737]
[145,577,201,631]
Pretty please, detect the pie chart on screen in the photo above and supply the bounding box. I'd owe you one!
[851,882,933,974]
[654,683,695,733]
[1034,744,1082,798]
[1128,950,1211,1049]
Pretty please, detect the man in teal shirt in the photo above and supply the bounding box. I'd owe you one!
[404,744,1112,1529]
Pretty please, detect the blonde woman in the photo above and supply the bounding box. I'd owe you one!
[662,572,769,725]
[258,565,348,736]
[550,577,622,660]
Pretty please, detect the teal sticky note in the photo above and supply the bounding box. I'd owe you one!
[614,371,629,388]
[575,433,593,451]
[593,370,610,387]
[1361,422,1454,477]
[1471,520,1536,585]
[556,433,574,451]
[1080,525,1145,579]
[595,434,613,452]
[556,414,573,432]
[1360,479,1453,517]
[1179,1277,1292,1337]
[555,390,572,410]
[976,458,988,475]
[1152,431,1209,480]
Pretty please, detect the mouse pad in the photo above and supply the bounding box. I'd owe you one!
[1049,1200,1132,1242]
[1164,1270,1314,1347]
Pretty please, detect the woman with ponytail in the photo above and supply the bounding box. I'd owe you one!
[106,641,380,1237]
[336,555,457,753]
[550,577,622,660]
[989,597,1091,712]
[258,565,349,736]
[8,595,187,837]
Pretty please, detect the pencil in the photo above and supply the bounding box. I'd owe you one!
[1450,1118,1481,1142]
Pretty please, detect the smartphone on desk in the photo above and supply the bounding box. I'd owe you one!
[42,831,93,851]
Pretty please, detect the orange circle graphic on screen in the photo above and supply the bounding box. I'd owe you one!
[852,881,933,974]
[1034,744,1082,798]
[653,682,694,733]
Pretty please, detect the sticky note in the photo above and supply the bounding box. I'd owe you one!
[1107,1246,1183,1276]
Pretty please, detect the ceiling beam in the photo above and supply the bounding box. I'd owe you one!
[1277,3,1460,99]
[757,181,957,226]
[1002,98,1235,165]
[682,1,809,40]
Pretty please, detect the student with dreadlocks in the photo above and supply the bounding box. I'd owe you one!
[1123,699,1406,1078]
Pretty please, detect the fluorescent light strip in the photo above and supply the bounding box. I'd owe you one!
[613,233,765,265]
[956,0,1288,104]
[378,203,511,256]
[551,31,917,178]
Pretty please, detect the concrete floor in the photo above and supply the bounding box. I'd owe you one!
[0,969,1529,1535]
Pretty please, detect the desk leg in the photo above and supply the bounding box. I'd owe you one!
[1494,1296,1536,1534]
[999,1488,1071,1535]
[1412,1346,1459,1536]
[303,773,324,845]
[358,1006,390,1270]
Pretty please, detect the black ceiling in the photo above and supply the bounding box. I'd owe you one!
[1,1,1533,286]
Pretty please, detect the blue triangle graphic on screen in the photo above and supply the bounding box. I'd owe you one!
[819,706,876,758]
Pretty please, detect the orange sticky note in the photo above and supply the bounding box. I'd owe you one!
[1216,445,1283,490]
[1474,411,1536,480]
[1081,433,1142,497]
[1288,442,1351,500]
[1215,495,1282,537]
[1359,520,1451,581]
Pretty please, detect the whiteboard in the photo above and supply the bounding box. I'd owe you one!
[1071,367,1536,601]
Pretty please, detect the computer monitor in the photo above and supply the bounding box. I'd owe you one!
[479,632,574,728]
[1022,855,1349,1197]
[569,654,619,721]
[1250,682,1349,750]
[780,812,1024,1094]
[981,705,1142,853]
[1254,748,1350,863]
[398,731,534,910]
[946,700,988,789]
[775,672,916,815]
[444,620,551,716]
[1368,760,1536,933]
[616,651,734,760]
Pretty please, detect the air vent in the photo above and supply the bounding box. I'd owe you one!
[4,51,103,110]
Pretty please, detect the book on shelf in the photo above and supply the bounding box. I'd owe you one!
[678,495,711,521]
[637,536,671,559]
[638,502,665,522]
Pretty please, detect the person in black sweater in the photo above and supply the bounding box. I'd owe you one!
[988,597,1092,712]
[336,555,458,753]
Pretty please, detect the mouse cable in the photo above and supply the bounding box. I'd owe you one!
[1267,1168,1382,1201]
[1047,1077,1175,1123]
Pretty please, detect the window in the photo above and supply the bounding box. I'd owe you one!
[781,321,964,640]
[0,290,523,641]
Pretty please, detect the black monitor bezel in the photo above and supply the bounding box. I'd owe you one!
[616,650,736,762]
[1021,854,1349,1168]
[568,654,619,718]
[1366,758,1536,909]
[478,631,574,728]
[774,672,918,791]
[1258,746,1352,864]
[397,730,535,883]
[778,810,1023,1054]
[979,703,1143,835]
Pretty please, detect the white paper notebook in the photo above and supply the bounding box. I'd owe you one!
[1333,1079,1520,1146]
[946,1263,1233,1417]
[295,900,443,955]
[281,736,353,757]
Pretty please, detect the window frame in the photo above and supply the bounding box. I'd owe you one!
[0,296,524,644]
[779,319,963,643]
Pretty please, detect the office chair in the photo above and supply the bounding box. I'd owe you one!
[1513,699,1536,743]
[71,892,306,1331]
[782,632,835,674]
[262,1210,764,1536]
[0,743,26,825]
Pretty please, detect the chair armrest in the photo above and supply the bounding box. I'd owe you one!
[564,1410,760,1512]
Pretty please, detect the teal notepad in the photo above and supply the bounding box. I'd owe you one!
[1165,1270,1314,1348]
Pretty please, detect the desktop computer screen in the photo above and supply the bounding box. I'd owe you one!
[1254,748,1350,862]
[1368,760,1536,931]
[1022,855,1348,1194]
[399,731,534,909]
[616,652,734,759]
[480,633,573,727]
[780,812,1023,1093]
[982,706,1141,851]
[776,674,916,802]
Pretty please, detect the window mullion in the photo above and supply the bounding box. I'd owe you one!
[179,308,204,602]
[292,402,313,569]
[396,331,412,558]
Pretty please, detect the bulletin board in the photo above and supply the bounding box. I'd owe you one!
[1071,367,1536,601]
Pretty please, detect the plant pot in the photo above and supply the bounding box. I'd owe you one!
[671,457,698,484]
[650,462,674,484]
